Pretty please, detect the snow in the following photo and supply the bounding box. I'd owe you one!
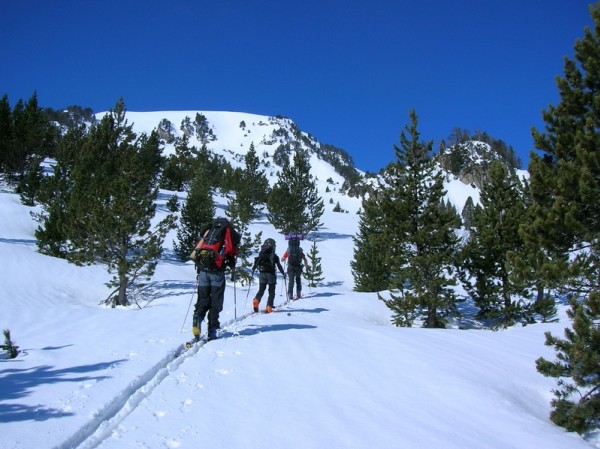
[1,111,598,449]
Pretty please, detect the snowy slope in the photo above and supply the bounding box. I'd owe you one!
[0,111,597,449]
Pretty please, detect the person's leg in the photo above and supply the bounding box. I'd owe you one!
[287,267,294,299]
[193,271,211,339]
[267,282,276,308]
[295,267,302,298]
[206,271,225,337]
[255,282,267,300]
[254,273,268,312]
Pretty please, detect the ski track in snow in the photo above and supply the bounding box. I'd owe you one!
[54,298,294,449]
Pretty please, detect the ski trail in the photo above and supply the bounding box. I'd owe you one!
[52,309,258,449]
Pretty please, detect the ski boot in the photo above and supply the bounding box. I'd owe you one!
[192,315,201,341]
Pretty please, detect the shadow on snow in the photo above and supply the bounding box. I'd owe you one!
[0,359,127,423]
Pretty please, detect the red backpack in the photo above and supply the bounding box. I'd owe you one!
[194,218,239,270]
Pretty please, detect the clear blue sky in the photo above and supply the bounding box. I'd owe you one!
[1,0,594,172]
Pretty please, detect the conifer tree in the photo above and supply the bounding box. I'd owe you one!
[35,124,87,257]
[536,293,600,433]
[159,134,195,191]
[351,191,391,292]
[223,143,268,284]
[4,93,58,201]
[230,142,269,223]
[530,3,600,433]
[459,160,528,328]
[0,95,13,179]
[377,110,461,328]
[226,201,261,286]
[267,151,324,235]
[173,169,215,261]
[461,196,475,230]
[63,99,175,306]
[511,178,558,322]
[1,329,18,359]
[305,238,324,288]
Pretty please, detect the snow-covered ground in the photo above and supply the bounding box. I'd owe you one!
[1,110,597,448]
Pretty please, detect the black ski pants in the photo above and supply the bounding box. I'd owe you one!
[286,265,303,298]
[255,271,277,307]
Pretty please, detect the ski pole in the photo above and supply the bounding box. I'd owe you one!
[233,269,237,320]
[180,281,197,333]
[244,272,253,311]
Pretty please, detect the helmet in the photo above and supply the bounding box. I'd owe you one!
[265,238,276,248]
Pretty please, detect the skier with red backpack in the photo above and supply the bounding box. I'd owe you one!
[281,235,310,300]
[251,238,286,313]
[190,217,240,341]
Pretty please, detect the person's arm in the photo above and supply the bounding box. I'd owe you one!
[302,250,310,268]
[275,256,285,276]
[190,227,210,260]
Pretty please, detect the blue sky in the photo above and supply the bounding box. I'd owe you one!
[1,0,594,172]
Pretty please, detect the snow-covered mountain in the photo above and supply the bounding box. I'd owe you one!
[111,110,481,214]
[1,110,596,449]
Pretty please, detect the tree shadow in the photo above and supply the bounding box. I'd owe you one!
[285,307,329,314]
[134,280,197,307]
[308,231,353,241]
[0,237,36,246]
[160,248,191,265]
[311,291,342,298]
[226,323,317,338]
[0,359,127,423]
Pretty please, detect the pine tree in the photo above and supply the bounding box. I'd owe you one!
[0,95,13,179]
[4,93,58,200]
[305,238,324,288]
[1,329,18,359]
[536,293,600,433]
[18,153,45,206]
[459,160,528,328]
[63,99,175,306]
[221,143,269,283]
[35,124,86,257]
[461,196,475,230]
[377,110,461,328]
[159,134,195,191]
[351,191,391,292]
[528,5,600,295]
[174,169,215,261]
[231,142,269,223]
[530,3,600,433]
[511,178,558,322]
[267,151,324,235]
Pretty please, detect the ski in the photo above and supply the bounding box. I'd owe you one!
[184,337,202,349]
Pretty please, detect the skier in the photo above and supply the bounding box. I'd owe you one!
[281,237,310,300]
[252,238,286,313]
[190,218,240,341]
